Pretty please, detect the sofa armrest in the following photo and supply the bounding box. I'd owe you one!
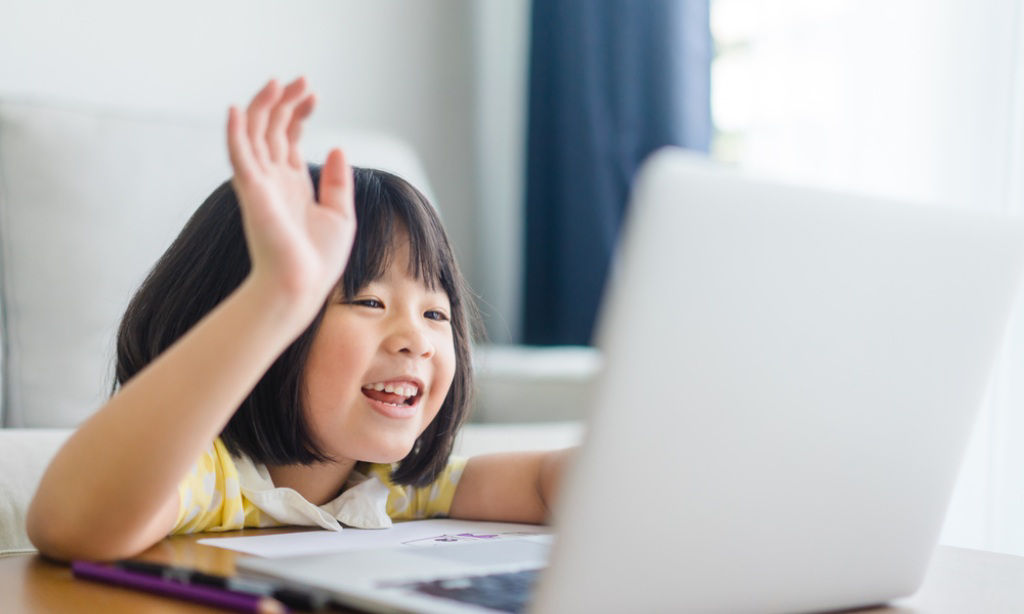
[0,429,72,556]
[454,422,583,457]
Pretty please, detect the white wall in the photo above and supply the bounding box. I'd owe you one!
[0,0,480,285]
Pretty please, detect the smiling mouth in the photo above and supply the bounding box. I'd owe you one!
[360,385,421,407]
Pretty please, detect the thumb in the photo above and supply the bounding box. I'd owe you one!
[319,148,354,217]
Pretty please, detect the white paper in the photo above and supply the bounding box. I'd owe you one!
[197,519,551,558]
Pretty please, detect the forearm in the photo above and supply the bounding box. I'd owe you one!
[449,448,575,525]
[27,277,309,559]
[537,448,573,521]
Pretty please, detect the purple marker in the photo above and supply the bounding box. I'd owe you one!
[72,561,287,613]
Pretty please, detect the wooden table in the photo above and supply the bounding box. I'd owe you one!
[1,531,1022,613]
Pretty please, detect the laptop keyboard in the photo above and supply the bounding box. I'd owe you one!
[404,569,541,613]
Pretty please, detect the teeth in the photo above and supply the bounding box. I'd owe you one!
[364,382,419,398]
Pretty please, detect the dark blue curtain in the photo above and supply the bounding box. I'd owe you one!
[523,0,712,345]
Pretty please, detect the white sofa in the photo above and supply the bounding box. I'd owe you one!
[0,99,588,556]
[0,99,437,429]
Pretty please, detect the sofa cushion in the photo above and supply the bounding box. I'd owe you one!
[0,102,229,427]
[0,100,433,427]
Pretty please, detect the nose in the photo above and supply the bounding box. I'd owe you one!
[384,315,435,358]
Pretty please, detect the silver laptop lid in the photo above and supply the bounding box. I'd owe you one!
[534,149,1024,613]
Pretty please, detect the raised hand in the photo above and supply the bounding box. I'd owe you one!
[226,77,357,318]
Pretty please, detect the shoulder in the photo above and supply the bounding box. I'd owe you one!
[171,438,247,534]
[369,456,468,521]
[184,438,241,491]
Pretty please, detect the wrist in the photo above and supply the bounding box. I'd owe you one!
[236,274,327,337]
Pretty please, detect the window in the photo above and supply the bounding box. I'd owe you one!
[711,0,1024,555]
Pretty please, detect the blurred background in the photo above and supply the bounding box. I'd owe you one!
[2,0,1024,556]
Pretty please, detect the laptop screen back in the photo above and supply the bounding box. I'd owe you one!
[534,150,1024,613]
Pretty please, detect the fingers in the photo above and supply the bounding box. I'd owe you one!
[319,148,355,218]
[232,76,317,178]
[226,106,258,183]
[266,77,310,163]
[287,93,317,169]
[245,80,279,170]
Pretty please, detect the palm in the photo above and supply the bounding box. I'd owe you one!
[227,78,356,312]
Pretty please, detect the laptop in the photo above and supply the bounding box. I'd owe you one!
[239,149,1024,613]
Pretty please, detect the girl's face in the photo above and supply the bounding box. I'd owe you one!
[302,236,457,464]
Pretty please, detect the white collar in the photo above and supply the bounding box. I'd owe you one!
[231,453,393,531]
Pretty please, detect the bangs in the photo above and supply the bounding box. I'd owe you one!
[339,167,456,302]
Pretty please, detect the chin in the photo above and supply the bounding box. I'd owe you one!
[358,438,418,465]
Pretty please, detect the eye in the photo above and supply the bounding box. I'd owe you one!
[425,309,450,322]
[350,298,384,309]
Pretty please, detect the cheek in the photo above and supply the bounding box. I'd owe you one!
[304,322,371,409]
[429,339,458,412]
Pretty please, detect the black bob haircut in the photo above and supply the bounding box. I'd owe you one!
[114,166,478,487]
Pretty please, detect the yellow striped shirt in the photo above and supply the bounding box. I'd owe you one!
[173,438,467,534]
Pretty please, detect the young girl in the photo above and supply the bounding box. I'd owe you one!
[27,76,571,562]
